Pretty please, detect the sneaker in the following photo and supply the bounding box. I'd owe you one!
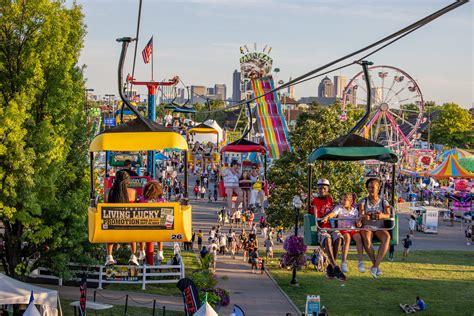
[325,265,335,279]
[333,266,346,281]
[376,267,383,277]
[370,267,378,278]
[105,255,116,266]
[341,261,349,273]
[358,261,365,273]
[129,254,139,266]
[138,250,146,261]
[156,251,164,261]
[467,242,471,246]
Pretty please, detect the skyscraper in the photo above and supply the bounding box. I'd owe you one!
[318,76,334,98]
[214,84,226,101]
[287,77,295,99]
[333,75,347,98]
[232,70,241,102]
[190,85,207,104]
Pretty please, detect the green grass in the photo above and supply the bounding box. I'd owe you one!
[106,250,201,296]
[268,250,474,315]
[60,298,185,316]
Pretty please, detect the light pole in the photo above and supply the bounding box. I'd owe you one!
[290,195,303,287]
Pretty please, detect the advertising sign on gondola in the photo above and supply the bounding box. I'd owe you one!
[100,205,174,230]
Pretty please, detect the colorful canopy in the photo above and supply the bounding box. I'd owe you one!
[437,148,473,161]
[428,155,474,178]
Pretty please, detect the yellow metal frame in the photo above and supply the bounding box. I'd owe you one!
[188,127,218,134]
[89,132,188,152]
[88,202,192,243]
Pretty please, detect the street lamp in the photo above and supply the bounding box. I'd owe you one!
[290,195,303,287]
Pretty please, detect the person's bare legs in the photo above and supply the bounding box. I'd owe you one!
[107,243,114,256]
[131,242,137,255]
[374,230,390,268]
[353,233,364,262]
[233,188,243,215]
[361,230,376,266]
[332,236,342,260]
[225,187,234,213]
[342,234,351,262]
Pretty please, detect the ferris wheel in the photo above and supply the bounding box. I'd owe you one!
[342,65,424,150]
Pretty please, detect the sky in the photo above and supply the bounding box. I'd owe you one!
[70,0,473,108]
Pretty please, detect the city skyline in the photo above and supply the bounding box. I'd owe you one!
[71,0,473,108]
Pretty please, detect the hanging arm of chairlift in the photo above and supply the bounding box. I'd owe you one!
[116,37,153,129]
[236,102,253,142]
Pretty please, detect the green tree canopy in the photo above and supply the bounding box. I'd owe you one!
[266,104,367,227]
[431,103,473,148]
[0,0,97,278]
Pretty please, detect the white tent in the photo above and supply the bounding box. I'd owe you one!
[190,120,223,145]
[193,302,218,316]
[0,273,59,316]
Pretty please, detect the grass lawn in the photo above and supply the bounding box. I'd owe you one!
[60,298,185,316]
[106,250,201,296]
[268,250,474,315]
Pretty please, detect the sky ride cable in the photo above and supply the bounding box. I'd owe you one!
[130,0,143,94]
[196,0,468,115]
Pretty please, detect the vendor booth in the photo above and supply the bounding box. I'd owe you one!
[0,273,60,315]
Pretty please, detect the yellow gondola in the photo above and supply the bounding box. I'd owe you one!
[187,122,220,164]
[88,37,192,244]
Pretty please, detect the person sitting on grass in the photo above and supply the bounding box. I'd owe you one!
[320,192,365,273]
[413,296,426,311]
[359,178,391,278]
[310,179,345,281]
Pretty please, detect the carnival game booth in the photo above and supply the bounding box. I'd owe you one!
[0,273,60,316]
[219,138,268,197]
[304,134,399,246]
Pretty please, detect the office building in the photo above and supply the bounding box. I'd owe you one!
[214,84,227,101]
[287,77,295,99]
[232,70,242,102]
[333,76,347,98]
[190,85,207,104]
[318,76,334,98]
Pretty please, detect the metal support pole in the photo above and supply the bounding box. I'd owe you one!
[152,300,156,316]
[147,86,157,178]
[124,295,129,315]
[184,150,188,203]
[307,164,313,213]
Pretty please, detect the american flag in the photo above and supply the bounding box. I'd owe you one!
[142,36,153,64]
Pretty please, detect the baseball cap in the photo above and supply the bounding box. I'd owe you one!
[317,179,330,186]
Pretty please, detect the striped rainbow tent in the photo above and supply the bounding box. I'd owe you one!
[428,155,474,178]
[437,148,473,161]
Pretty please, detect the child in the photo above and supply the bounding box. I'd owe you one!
[264,237,273,259]
[197,229,203,249]
[193,184,199,199]
[250,247,259,274]
[200,185,206,200]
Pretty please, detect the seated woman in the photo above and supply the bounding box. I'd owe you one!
[320,193,365,274]
[137,180,167,263]
[105,170,136,266]
[359,178,391,278]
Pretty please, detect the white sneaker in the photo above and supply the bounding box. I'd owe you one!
[467,242,471,246]
[370,267,378,278]
[157,250,164,261]
[105,255,116,266]
[138,250,146,261]
[358,261,365,273]
[129,254,139,266]
[341,261,349,273]
[376,268,383,277]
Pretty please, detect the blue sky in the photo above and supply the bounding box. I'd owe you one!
[71,0,473,108]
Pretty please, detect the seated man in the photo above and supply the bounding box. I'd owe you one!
[310,179,345,281]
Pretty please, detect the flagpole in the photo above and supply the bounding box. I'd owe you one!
[151,36,154,81]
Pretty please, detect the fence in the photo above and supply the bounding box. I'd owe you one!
[30,261,185,290]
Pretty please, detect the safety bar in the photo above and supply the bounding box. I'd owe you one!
[313,217,395,231]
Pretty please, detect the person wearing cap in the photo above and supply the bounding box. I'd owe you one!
[310,179,345,281]
[359,178,391,278]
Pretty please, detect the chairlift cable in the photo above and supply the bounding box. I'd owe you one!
[130,0,143,93]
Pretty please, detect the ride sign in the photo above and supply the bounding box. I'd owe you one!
[101,205,174,230]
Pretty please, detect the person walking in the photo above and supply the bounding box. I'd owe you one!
[402,235,412,261]
[249,247,259,274]
[409,215,416,235]
[197,229,203,249]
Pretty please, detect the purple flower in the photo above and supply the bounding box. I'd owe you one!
[281,235,307,269]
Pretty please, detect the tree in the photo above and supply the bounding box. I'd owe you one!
[431,103,473,148]
[0,0,97,278]
[266,104,367,227]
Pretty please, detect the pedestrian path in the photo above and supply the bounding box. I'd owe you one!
[214,254,300,315]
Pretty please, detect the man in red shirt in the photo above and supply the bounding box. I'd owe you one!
[310,179,345,281]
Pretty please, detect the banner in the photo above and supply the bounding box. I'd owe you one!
[100,205,175,230]
[239,46,273,80]
[176,278,201,316]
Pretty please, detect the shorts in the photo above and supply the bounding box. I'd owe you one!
[318,230,342,245]
[340,230,359,238]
